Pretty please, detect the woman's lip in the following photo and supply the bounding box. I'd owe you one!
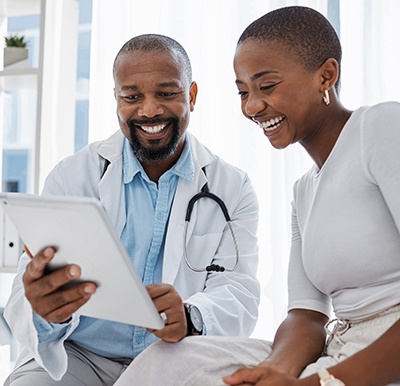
[255,114,286,132]
[262,122,282,136]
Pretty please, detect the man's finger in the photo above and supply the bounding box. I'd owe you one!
[43,286,96,323]
[24,247,56,282]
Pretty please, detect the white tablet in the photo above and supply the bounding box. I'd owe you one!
[0,193,164,330]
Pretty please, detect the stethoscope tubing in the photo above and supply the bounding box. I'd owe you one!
[183,199,240,272]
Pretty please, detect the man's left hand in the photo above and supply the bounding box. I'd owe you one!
[145,283,187,342]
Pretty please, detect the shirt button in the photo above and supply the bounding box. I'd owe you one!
[157,213,163,220]
[135,337,143,344]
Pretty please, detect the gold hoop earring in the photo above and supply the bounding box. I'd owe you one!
[322,89,330,106]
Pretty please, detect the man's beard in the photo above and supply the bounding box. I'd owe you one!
[127,118,180,163]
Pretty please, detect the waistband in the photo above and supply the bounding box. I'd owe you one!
[325,303,400,346]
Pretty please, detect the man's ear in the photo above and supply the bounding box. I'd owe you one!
[319,58,339,91]
[189,81,198,112]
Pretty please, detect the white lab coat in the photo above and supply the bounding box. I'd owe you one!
[5,131,260,380]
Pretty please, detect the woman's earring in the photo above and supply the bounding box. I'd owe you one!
[323,89,330,106]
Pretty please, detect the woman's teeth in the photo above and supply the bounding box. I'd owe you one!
[140,124,167,134]
[258,115,285,132]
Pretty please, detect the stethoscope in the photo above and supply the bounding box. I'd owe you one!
[183,167,240,273]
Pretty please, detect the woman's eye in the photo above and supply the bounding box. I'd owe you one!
[260,84,275,91]
[159,92,177,98]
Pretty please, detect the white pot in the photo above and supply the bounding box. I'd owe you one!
[4,47,28,68]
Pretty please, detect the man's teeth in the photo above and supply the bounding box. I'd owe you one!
[140,124,167,134]
[258,115,285,132]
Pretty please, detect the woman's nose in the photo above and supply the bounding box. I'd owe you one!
[245,93,266,118]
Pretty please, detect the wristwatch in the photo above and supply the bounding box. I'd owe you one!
[183,303,204,336]
[317,368,346,386]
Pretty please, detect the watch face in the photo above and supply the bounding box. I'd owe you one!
[190,306,203,332]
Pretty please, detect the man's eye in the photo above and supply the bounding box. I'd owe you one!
[238,91,248,97]
[120,94,139,101]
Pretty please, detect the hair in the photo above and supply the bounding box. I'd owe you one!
[237,6,342,91]
[113,34,192,85]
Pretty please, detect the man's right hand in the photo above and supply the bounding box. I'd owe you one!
[23,247,97,323]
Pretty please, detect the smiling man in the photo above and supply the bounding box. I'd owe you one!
[4,34,260,385]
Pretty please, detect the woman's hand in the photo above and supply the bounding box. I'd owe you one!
[223,362,300,386]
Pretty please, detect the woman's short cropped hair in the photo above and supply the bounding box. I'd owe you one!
[238,6,342,89]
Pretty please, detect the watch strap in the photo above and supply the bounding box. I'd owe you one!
[317,368,346,386]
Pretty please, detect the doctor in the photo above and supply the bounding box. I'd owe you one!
[4,34,260,385]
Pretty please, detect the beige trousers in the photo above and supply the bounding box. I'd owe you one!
[114,305,400,386]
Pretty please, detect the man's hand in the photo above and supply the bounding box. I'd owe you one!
[146,283,187,342]
[23,247,97,323]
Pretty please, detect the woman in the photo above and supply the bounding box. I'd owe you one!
[115,6,400,386]
[224,5,400,386]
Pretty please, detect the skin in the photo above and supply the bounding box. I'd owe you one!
[23,48,198,343]
[222,38,400,386]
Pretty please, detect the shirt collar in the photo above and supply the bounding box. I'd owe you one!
[122,135,195,184]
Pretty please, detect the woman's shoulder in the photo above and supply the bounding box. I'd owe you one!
[346,101,400,145]
[357,101,400,123]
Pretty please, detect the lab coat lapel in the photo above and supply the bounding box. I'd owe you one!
[97,132,126,237]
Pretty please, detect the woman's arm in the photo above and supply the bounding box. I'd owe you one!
[265,309,328,376]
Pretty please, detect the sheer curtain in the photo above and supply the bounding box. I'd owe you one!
[88,0,400,341]
[339,0,400,109]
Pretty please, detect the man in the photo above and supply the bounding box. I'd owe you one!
[4,34,260,385]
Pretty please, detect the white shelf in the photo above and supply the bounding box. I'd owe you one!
[0,0,41,17]
[0,68,38,90]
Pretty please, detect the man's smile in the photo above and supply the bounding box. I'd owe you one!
[139,123,168,134]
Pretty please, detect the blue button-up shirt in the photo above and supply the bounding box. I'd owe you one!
[33,136,194,359]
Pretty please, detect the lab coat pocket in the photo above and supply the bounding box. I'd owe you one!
[185,232,223,268]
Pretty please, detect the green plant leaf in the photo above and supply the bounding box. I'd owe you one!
[4,34,27,48]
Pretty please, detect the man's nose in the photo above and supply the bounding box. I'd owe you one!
[137,97,164,117]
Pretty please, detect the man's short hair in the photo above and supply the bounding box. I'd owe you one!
[237,6,342,89]
[113,34,192,85]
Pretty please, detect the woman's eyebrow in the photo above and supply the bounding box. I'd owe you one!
[235,70,279,85]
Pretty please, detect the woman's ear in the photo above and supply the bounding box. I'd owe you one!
[319,58,339,91]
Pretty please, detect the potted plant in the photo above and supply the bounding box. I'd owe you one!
[3,33,28,68]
